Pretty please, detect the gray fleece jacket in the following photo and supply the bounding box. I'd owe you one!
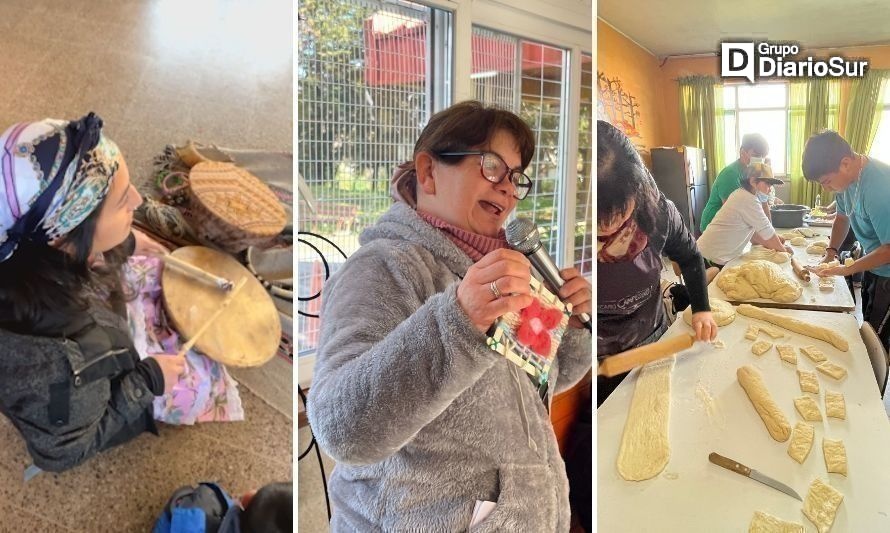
[307,202,592,532]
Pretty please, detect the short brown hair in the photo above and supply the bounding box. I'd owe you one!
[414,100,536,167]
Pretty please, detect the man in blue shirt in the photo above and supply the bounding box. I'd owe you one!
[803,130,890,348]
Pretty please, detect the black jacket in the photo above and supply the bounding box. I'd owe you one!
[0,235,164,472]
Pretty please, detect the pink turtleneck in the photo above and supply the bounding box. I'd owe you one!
[417,210,509,262]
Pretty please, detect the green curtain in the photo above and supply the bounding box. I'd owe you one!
[679,76,722,186]
[844,69,890,154]
[788,78,841,206]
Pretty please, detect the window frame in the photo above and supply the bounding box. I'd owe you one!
[721,81,790,176]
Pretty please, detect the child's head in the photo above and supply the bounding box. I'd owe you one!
[240,482,292,533]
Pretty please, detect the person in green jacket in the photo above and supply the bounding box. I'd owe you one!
[700,133,769,232]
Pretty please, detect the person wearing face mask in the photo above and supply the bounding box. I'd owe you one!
[700,133,771,232]
[802,130,890,349]
[597,121,717,407]
[696,160,791,268]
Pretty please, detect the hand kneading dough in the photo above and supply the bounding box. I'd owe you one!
[777,344,798,364]
[617,359,674,481]
[738,366,791,442]
[825,391,846,420]
[798,370,820,393]
[737,305,849,351]
[682,298,735,327]
[749,510,805,533]
[717,261,802,303]
[803,478,843,533]
[822,439,847,476]
[751,340,773,355]
[794,396,823,421]
[816,361,847,380]
[800,345,827,363]
[742,246,791,263]
[787,422,815,464]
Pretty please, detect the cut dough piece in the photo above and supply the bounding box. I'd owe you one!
[617,359,674,481]
[807,244,827,255]
[745,325,760,340]
[759,325,785,339]
[742,245,791,264]
[816,361,847,380]
[800,345,827,363]
[823,439,847,476]
[812,240,830,248]
[749,510,805,533]
[738,366,792,442]
[787,422,815,464]
[717,261,802,303]
[779,231,800,240]
[825,391,846,420]
[794,396,822,421]
[683,298,736,327]
[790,236,807,246]
[777,344,798,364]
[737,305,849,351]
[844,258,854,267]
[796,227,818,238]
[798,370,820,393]
[819,278,835,292]
[752,340,773,356]
[802,479,844,533]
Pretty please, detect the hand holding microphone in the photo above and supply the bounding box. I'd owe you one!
[457,249,535,334]
[506,218,592,331]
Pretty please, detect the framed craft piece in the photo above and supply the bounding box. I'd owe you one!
[486,277,573,398]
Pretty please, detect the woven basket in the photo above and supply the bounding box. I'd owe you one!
[187,162,287,253]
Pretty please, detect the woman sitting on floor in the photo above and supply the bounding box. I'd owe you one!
[0,114,184,472]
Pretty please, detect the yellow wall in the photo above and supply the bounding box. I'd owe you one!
[596,19,665,160]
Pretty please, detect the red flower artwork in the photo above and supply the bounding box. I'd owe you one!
[516,298,563,356]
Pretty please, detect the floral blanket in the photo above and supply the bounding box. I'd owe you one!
[125,256,244,424]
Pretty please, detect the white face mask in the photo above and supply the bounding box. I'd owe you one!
[756,191,770,203]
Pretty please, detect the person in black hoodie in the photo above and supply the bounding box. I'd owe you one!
[597,121,716,406]
[0,114,183,472]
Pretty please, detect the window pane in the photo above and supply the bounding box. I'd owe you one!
[723,85,736,109]
[737,83,787,109]
[473,28,568,260]
[869,109,890,161]
[575,53,593,275]
[723,112,737,162]
[737,110,786,174]
[297,0,436,356]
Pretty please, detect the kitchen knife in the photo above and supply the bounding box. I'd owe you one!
[708,452,802,501]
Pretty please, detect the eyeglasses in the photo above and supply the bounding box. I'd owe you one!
[437,151,533,200]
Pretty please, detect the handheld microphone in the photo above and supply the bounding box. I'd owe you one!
[506,218,592,332]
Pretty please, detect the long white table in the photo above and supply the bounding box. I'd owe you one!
[708,237,855,312]
[598,307,890,532]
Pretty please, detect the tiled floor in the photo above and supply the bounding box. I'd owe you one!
[0,0,293,531]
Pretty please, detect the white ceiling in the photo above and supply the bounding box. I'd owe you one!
[599,0,890,57]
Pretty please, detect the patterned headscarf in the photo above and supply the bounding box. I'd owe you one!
[0,113,119,262]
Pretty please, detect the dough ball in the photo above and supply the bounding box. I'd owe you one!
[790,236,807,246]
[717,260,803,303]
[683,298,736,327]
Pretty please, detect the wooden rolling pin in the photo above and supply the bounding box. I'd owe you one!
[790,257,810,282]
[598,334,695,377]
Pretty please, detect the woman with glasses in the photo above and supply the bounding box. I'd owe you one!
[307,101,592,531]
[597,120,716,406]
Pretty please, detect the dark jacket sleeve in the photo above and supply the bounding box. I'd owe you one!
[0,333,157,472]
[660,196,711,314]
